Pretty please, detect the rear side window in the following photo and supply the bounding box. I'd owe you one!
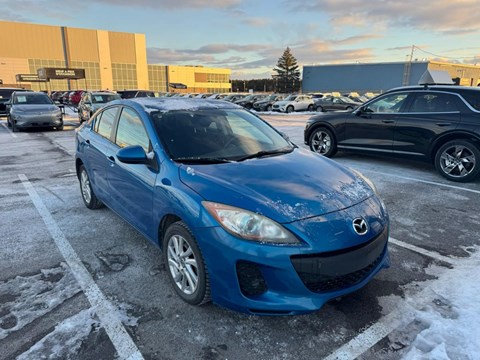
[457,90,480,111]
[408,93,458,113]
[115,107,150,152]
[95,107,118,139]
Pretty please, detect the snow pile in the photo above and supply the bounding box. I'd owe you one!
[402,248,480,359]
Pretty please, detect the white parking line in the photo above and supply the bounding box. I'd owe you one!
[358,168,480,195]
[1,123,17,138]
[19,174,144,360]
[389,237,458,265]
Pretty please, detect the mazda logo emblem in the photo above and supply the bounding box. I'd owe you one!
[352,218,368,235]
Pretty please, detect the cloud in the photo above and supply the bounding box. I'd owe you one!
[242,17,271,27]
[78,0,241,9]
[290,0,480,35]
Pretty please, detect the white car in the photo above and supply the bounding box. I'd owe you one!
[272,94,314,113]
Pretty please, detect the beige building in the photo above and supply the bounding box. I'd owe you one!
[0,20,231,93]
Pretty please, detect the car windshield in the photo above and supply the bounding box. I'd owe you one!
[92,94,121,103]
[152,109,293,163]
[341,96,357,104]
[284,95,297,101]
[13,93,53,105]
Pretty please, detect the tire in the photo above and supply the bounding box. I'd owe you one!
[6,116,11,128]
[309,127,337,157]
[266,104,272,112]
[286,105,294,113]
[307,104,314,111]
[163,221,210,306]
[11,120,18,133]
[434,140,480,182]
[79,165,103,209]
[316,106,324,112]
[345,106,353,111]
[56,121,64,131]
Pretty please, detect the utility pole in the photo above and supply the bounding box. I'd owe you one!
[402,45,415,86]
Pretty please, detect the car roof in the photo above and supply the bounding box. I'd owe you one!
[116,97,243,113]
[387,85,480,93]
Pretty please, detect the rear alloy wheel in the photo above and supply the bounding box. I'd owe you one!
[435,140,480,182]
[163,222,210,305]
[286,105,294,113]
[316,106,324,112]
[307,104,314,111]
[79,165,103,209]
[309,127,337,157]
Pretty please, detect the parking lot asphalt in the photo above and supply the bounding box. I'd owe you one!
[0,114,479,360]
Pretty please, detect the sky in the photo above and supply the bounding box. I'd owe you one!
[1,0,480,79]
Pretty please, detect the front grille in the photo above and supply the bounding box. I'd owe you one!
[236,261,268,296]
[294,254,383,293]
[291,229,387,294]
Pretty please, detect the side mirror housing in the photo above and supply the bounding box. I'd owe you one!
[117,145,148,164]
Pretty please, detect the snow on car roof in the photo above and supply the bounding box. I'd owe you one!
[129,97,242,113]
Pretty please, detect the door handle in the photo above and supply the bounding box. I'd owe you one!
[382,120,395,124]
[436,122,452,127]
[85,139,90,145]
[107,156,115,163]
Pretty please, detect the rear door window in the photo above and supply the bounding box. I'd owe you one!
[95,107,118,140]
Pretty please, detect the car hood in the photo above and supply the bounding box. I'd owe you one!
[178,148,374,223]
[11,104,60,113]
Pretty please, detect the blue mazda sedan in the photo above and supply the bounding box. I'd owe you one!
[75,98,390,315]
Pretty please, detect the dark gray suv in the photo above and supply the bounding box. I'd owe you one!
[305,85,480,182]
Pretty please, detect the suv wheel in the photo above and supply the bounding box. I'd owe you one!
[435,140,480,182]
[286,105,294,113]
[309,127,337,157]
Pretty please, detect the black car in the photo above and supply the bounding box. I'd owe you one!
[314,96,362,112]
[0,88,27,117]
[304,85,480,182]
[234,94,267,109]
[252,94,286,112]
[117,90,155,99]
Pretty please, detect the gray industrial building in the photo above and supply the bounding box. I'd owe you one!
[302,60,480,94]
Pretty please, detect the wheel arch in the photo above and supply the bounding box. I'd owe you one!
[75,158,84,179]
[307,121,338,145]
[430,131,480,163]
[158,214,182,250]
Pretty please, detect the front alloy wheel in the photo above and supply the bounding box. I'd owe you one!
[435,140,480,182]
[309,127,337,157]
[163,222,210,305]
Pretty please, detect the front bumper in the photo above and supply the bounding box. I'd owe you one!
[194,196,390,315]
[13,113,63,128]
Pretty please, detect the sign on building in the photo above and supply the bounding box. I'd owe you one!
[37,68,86,80]
[16,74,47,82]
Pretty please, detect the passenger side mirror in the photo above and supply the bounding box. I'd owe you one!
[117,145,149,164]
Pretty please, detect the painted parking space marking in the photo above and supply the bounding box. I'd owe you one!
[1,123,17,138]
[355,168,480,195]
[19,174,145,360]
[389,237,458,266]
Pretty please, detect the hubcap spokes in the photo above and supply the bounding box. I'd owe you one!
[167,235,198,295]
[80,171,92,203]
[312,131,331,154]
[440,145,475,177]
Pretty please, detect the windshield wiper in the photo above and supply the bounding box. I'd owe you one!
[174,157,234,164]
[235,147,294,162]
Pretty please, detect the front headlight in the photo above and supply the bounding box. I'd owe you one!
[203,201,300,245]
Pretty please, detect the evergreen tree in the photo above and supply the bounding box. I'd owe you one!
[273,47,301,93]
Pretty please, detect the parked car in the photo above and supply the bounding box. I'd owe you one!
[69,90,85,106]
[75,97,390,314]
[117,90,156,99]
[234,94,267,109]
[305,85,480,182]
[222,94,246,102]
[272,94,315,113]
[252,94,286,112]
[6,91,63,131]
[0,87,27,117]
[77,91,121,123]
[314,96,362,112]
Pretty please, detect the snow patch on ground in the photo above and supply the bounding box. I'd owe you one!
[0,263,81,340]
[16,308,100,360]
[402,247,480,359]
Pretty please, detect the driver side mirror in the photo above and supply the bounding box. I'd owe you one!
[117,145,149,164]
